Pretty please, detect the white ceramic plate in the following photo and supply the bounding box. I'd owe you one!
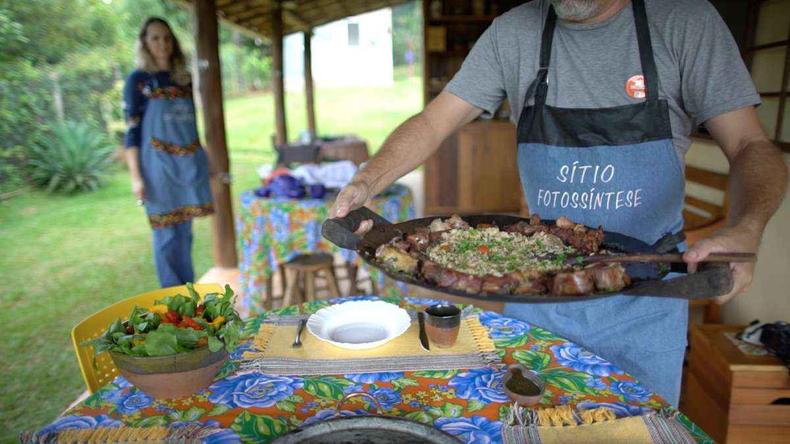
[306,301,411,350]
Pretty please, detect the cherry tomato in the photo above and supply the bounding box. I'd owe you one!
[179,316,204,331]
[163,311,181,324]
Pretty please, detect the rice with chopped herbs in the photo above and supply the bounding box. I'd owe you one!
[426,227,576,277]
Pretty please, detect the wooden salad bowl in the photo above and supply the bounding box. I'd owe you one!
[110,347,227,399]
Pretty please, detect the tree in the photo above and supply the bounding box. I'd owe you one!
[0,0,192,191]
[392,0,422,67]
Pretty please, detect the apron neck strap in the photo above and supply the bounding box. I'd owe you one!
[531,0,659,106]
[533,6,558,106]
[632,0,659,101]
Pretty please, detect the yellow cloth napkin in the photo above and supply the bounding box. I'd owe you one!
[243,316,495,360]
[56,426,168,443]
[503,406,695,444]
[536,416,655,443]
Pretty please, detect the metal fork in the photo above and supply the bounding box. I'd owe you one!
[292,318,307,348]
[292,301,307,348]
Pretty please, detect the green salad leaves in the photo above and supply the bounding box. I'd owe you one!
[86,283,244,358]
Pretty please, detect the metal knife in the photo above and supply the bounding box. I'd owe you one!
[417,312,430,351]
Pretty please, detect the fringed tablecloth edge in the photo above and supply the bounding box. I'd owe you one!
[501,405,697,444]
[20,423,226,444]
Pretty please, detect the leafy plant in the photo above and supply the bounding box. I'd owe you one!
[86,283,245,359]
[27,121,115,193]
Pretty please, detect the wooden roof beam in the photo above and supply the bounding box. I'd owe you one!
[284,9,310,31]
[221,0,266,15]
[230,5,274,22]
[170,0,264,41]
[234,8,276,27]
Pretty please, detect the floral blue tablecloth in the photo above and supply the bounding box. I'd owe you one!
[236,184,415,312]
[29,296,711,443]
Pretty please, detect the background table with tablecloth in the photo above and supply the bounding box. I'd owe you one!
[28,296,712,443]
[236,184,415,312]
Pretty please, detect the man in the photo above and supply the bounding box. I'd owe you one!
[330,0,787,405]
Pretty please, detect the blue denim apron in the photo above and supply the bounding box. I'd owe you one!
[140,78,212,286]
[505,0,688,405]
[140,78,213,225]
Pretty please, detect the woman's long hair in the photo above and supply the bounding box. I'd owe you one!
[135,17,191,86]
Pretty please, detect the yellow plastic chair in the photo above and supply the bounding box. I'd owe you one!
[71,283,224,393]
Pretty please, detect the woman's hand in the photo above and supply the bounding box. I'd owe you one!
[131,177,145,202]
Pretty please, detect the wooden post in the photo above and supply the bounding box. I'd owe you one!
[272,2,288,145]
[304,30,317,140]
[195,0,237,268]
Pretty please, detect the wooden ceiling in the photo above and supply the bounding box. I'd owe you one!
[182,0,411,38]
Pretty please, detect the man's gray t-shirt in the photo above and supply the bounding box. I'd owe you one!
[445,0,760,160]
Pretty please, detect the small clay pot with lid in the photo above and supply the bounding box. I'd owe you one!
[502,364,545,405]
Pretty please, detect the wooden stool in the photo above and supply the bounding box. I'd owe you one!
[281,253,341,306]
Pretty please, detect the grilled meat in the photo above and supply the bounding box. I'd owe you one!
[551,270,595,296]
[503,221,548,236]
[588,264,631,292]
[508,271,549,295]
[390,238,412,252]
[374,213,628,297]
[555,216,575,229]
[453,272,483,293]
[548,225,604,253]
[447,214,470,230]
[375,244,418,273]
[406,227,430,251]
[481,274,519,294]
[429,218,449,232]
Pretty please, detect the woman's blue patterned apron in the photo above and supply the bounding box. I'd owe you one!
[140,78,213,286]
[505,0,688,405]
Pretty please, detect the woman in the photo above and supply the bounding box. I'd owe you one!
[123,17,213,287]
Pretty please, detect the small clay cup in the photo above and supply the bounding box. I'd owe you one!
[424,304,461,348]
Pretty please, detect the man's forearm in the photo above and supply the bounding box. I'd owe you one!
[353,112,441,196]
[727,139,788,235]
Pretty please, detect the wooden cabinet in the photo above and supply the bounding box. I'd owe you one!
[422,0,522,105]
[424,120,522,215]
[421,1,525,216]
[681,325,790,443]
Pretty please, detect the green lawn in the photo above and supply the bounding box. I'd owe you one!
[0,72,421,441]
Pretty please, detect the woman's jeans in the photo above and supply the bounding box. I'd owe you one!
[152,220,194,287]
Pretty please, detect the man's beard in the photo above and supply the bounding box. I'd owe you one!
[550,0,603,21]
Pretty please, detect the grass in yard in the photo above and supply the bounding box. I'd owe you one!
[0,73,421,441]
